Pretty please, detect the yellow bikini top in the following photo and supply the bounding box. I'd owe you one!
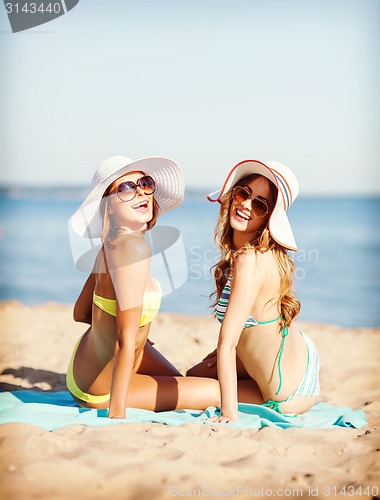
[93,279,162,328]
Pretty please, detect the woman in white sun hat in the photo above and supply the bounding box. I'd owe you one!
[67,155,220,418]
[187,160,320,422]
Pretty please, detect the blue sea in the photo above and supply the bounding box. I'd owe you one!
[0,188,379,328]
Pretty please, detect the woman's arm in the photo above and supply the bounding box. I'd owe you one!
[107,237,151,419]
[73,273,95,324]
[213,251,262,423]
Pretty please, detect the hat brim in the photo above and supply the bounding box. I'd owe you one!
[207,159,298,251]
[269,201,298,251]
[207,160,277,202]
[71,157,184,239]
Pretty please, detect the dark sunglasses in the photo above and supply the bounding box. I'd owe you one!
[231,186,269,217]
[112,175,156,202]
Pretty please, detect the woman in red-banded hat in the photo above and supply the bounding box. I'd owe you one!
[187,160,320,422]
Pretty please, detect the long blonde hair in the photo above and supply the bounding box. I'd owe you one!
[211,174,300,327]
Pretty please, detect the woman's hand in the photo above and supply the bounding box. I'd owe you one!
[108,413,125,419]
[208,413,238,424]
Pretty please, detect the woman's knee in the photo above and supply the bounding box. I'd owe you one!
[186,362,218,379]
[185,365,199,377]
[198,378,220,407]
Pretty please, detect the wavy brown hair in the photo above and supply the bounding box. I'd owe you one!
[99,183,159,248]
[211,174,300,327]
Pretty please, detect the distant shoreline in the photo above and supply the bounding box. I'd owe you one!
[1,185,380,199]
[0,300,379,330]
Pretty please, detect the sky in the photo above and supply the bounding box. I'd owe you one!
[0,0,379,195]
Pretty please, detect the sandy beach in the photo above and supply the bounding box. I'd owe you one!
[0,300,379,500]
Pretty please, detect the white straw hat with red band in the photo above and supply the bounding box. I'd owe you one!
[207,160,299,251]
[70,155,185,239]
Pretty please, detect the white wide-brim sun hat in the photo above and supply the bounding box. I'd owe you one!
[70,155,185,239]
[207,159,299,251]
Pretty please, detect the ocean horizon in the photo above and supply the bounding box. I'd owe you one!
[1,187,379,328]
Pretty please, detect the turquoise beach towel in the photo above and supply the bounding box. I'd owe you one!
[0,391,367,431]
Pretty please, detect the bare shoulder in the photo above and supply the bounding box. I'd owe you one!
[234,248,258,269]
[234,248,274,283]
[105,234,152,270]
[232,249,258,284]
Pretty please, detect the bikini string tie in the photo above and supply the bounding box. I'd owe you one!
[275,324,288,396]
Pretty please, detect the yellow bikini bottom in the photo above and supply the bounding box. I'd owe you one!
[66,334,111,404]
[67,280,163,404]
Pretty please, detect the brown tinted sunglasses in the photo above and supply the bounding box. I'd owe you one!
[232,186,269,217]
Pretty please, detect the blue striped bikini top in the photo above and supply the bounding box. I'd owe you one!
[215,276,280,329]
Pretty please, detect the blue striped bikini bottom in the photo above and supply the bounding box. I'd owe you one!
[262,331,320,415]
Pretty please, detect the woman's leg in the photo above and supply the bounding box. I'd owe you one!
[237,378,265,404]
[186,357,266,404]
[136,341,182,377]
[186,353,251,380]
[127,375,266,412]
[185,358,218,378]
[126,374,220,411]
[79,374,220,411]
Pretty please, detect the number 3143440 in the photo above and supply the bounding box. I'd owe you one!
[5,3,62,14]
